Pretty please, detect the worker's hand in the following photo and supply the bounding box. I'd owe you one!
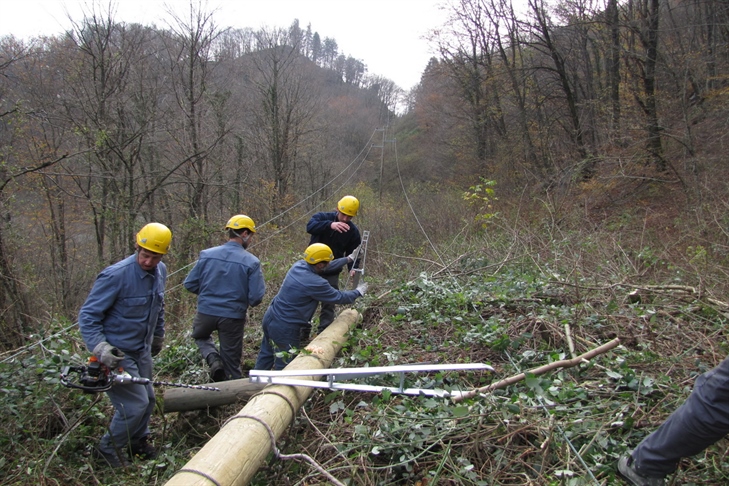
[151,335,164,357]
[356,282,368,296]
[347,245,361,262]
[331,221,350,233]
[93,341,125,369]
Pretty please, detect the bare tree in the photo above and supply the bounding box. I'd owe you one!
[246,27,322,214]
[526,0,594,176]
[61,3,166,262]
[164,0,226,221]
[623,0,665,171]
[436,0,508,172]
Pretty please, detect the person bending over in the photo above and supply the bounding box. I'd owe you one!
[254,243,366,371]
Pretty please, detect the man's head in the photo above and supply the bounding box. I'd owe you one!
[304,243,334,274]
[225,214,256,249]
[136,222,172,271]
[336,196,359,223]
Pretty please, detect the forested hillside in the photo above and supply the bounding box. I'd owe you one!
[2,0,729,484]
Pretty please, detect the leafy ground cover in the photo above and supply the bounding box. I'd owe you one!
[3,190,729,485]
[249,268,729,485]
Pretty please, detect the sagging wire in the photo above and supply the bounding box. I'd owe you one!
[392,140,448,270]
[170,127,379,281]
[256,128,378,231]
[0,322,78,364]
[5,127,378,361]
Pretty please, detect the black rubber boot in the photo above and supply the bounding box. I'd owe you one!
[206,352,226,382]
[93,446,130,468]
[130,435,158,460]
[299,326,312,348]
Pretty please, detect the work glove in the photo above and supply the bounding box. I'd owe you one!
[356,281,368,296]
[93,341,125,369]
[151,335,164,357]
[347,245,361,263]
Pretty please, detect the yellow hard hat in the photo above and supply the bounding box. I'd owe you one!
[225,214,256,233]
[304,243,334,264]
[337,195,359,217]
[136,223,172,254]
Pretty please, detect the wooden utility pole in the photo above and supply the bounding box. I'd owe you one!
[164,309,361,486]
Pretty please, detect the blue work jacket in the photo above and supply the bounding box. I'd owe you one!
[264,258,360,328]
[184,240,266,319]
[78,254,166,356]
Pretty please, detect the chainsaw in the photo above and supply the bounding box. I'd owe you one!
[60,356,220,393]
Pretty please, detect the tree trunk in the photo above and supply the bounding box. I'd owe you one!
[162,379,266,413]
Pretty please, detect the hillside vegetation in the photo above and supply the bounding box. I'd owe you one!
[2,0,729,484]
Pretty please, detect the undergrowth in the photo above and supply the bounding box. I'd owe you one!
[3,197,729,485]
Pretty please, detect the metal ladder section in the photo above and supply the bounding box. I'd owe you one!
[351,230,369,288]
[249,363,494,398]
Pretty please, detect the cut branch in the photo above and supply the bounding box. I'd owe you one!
[453,338,620,402]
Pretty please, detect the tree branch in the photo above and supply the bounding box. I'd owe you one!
[453,338,621,402]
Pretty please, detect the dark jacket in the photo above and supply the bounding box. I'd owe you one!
[307,211,361,275]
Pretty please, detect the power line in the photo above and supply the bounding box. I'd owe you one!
[4,127,379,360]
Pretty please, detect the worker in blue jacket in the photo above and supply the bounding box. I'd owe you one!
[184,215,266,381]
[253,243,367,371]
[78,222,171,468]
[305,195,362,338]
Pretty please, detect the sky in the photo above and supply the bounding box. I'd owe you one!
[0,0,447,91]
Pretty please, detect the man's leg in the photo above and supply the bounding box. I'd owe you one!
[630,355,729,478]
[267,322,302,370]
[254,316,274,370]
[192,313,225,381]
[218,316,245,380]
[100,358,154,462]
[127,354,157,460]
[191,312,219,358]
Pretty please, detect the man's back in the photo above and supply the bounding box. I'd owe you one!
[184,241,265,319]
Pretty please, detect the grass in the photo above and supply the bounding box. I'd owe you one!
[3,187,729,485]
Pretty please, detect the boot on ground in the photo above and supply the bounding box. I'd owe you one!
[206,352,226,382]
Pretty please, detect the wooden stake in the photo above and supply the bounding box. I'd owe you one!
[452,337,620,403]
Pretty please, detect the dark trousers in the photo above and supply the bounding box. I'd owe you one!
[253,311,302,371]
[191,312,246,380]
[632,354,729,478]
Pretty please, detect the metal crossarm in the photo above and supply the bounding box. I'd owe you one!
[351,230,369,288]
[249,363,493,398]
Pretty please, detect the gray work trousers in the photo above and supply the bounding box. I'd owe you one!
[191,312,246,380]
[99,353,155,455]
[631,354,729,478]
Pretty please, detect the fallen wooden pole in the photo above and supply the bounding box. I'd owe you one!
[453,337,621,403]
[162,379,267,413]
[164,308,361,486]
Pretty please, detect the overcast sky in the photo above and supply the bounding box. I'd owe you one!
[0,0,447,91]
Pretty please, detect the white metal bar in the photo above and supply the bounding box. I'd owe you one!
[249,363,493,380]
[248,376,468,397]
[248,363,492,397]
